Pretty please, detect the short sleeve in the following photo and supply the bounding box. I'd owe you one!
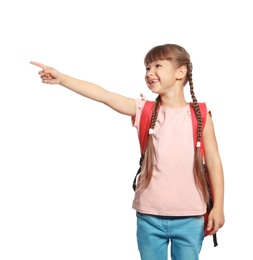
[131,93,147,130]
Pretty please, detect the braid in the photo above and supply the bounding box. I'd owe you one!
[188,62,203,143]
[137,95,160,191]
[188,62,210,203]
[150,95,160,130]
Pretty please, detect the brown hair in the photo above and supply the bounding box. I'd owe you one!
[138,44,210,203]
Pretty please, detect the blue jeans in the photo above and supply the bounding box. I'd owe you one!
[136,212,204,260]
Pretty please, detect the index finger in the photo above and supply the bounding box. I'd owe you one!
[30,61,48,69]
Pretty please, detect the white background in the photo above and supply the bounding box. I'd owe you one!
[0,0,252,259]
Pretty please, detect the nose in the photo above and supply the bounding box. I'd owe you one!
[147,69,154,76]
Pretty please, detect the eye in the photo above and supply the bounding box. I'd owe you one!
[156,64,162,68]
[145,66,150,72]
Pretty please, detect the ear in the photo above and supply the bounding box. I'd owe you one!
[176,66,187,80]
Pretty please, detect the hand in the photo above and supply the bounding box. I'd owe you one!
[206,208,225,235]
[30,61,64,85]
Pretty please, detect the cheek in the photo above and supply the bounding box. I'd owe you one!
[144,75,148,83]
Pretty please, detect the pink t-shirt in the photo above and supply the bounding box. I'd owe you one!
[132,96,207,216]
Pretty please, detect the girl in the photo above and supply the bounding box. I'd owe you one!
[31,43,224,260]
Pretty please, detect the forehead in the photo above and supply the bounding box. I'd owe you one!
[145,60,171,66]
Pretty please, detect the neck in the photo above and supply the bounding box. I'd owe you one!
[159,95,187,108]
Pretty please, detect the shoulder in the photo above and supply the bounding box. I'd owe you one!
[135,93,148,108]
[132,94,154,128]
[132,94,150,128]
[191,102,212,117]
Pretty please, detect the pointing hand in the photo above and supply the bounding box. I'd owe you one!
[30,61,64,85]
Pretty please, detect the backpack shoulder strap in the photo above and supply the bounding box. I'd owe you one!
[139,100,155,155]
[132,100,154,191]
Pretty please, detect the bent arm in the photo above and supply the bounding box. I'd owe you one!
[30,61,136,116]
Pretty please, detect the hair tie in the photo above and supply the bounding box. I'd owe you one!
[149,129,154,135]
[196,141,201,147]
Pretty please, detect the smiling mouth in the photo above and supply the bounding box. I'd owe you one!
[148,79,159,84]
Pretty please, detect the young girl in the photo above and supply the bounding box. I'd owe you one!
[31,43,224,260]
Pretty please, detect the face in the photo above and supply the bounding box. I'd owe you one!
[145,60,179,94]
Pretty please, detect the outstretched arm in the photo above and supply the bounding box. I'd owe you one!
[203,113,225,235]
[30,61,136,116]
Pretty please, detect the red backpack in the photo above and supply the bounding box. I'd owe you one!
[132,101,218,247]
